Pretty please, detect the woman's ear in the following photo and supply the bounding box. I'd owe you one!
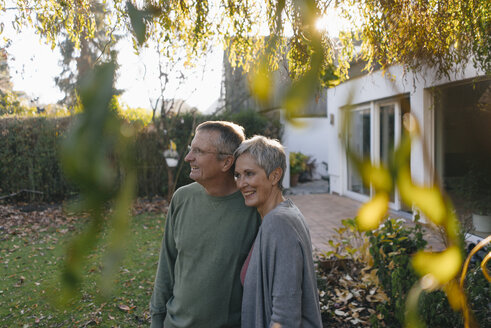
[269,167,283,186]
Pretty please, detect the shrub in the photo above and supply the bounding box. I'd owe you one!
[0,90,36,116]
[417,290,462,327]
[0,117,74,201]
[366,216,427,327]
[134,127,168,197]
[0,109,283,201]
[462,255,491,326]
[366,216,490,327]
[219,109,283,139]
[321,217,370,262]
[290,151,309,175]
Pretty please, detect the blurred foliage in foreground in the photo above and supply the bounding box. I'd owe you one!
[5,0,489,86]
[342,111,491,328]
[58,61,137,301]
[367,218,489,328]
[3,0,489,120]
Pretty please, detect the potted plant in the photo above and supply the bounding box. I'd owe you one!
[289,151,308,187]
[461,162,491,233]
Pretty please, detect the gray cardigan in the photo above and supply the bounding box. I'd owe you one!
[241,199,322,328]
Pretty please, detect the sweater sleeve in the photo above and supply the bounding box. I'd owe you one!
[150,199,178,328]
[265,216,304,328]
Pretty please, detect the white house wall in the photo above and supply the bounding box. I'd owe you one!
[324,63,484,201]
[283,117,330,187]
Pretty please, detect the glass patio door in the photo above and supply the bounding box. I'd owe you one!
[346,100,406,210]
[379,104,396,202]
[347,108,371,196]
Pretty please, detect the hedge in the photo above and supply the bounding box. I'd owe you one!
[0,117,73,201]
[0,109,282,202]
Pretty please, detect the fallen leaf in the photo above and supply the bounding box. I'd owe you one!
[350,317,366,325]
[118,304,131,312]
[334,309,348,316]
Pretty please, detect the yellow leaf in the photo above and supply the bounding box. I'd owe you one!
[356,193,389,231]
[481,250,491,282]
[444,280,465,311]
[283,69,319,118]
[402,113,420,137]
[412,246,462,285]
[398,168,446,225]
[361,161,392,193]
[249,60,272,105]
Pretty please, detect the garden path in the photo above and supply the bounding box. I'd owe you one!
[286,180,446,254]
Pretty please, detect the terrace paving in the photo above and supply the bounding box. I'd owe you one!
[285,180,446,254]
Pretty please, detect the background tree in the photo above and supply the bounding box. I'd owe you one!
[340,0,491,78]
[0,48,13,92]
[54,1,121,109]
[0,48,35,115]
[143,25,214,199]
[3,0,488,115]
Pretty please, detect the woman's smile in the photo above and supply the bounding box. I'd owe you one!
[234,153,282,218]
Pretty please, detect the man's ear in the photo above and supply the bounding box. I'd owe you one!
[269,167,283,186]
[222,155,235,172]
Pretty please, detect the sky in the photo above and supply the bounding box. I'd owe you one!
[4,27,64,105]
[2,11,223,114]
[113,40,223,113]
[1,6,349,114]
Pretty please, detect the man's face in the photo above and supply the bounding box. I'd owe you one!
[184,130,226,185]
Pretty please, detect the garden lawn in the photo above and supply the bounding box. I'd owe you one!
[0,210,165,327]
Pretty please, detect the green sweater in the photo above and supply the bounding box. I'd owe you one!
[150,182,261,328]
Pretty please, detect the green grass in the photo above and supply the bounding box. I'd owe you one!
[0,212,165,327]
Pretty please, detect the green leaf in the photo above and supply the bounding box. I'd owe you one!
[127,1,147,46]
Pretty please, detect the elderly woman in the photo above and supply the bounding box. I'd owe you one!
[234,135,322,328]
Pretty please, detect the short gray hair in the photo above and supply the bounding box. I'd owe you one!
[196,121,245,159]
[234,135,286,189]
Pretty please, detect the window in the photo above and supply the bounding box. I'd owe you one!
[346,97,410,210]
[347,108,370,196]
[379,104,395,201]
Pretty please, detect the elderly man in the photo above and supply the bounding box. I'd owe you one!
[150,121,261,328]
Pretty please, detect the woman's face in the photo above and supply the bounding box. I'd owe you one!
[234,153,276,216]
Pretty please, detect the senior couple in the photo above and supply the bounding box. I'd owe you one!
[150,121,322,328]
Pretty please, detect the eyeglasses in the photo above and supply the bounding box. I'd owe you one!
[187,145,232,157]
